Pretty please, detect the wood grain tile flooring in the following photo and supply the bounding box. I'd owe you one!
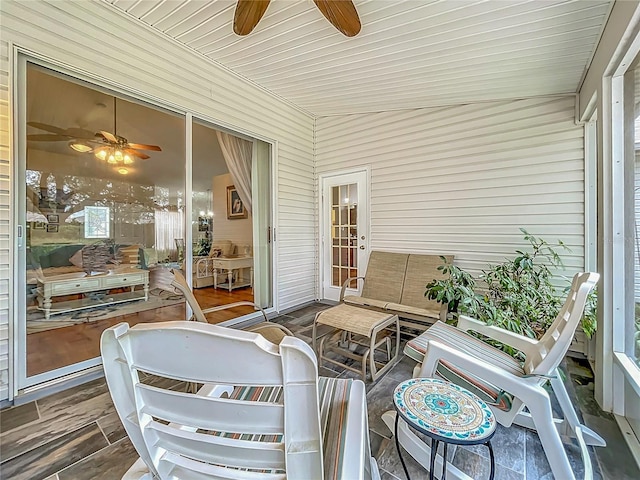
[2,303,638,480]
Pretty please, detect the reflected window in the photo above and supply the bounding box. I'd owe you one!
[84,206,110,238]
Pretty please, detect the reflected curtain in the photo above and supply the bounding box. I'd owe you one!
[216,131,253,214]
[154,209,184,261]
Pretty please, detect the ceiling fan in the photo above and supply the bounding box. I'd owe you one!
[234,0,361,37]
[27,97,162,165]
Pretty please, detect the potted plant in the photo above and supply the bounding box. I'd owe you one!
[425,229,597,358]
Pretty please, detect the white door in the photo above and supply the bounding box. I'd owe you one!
[320,170,369,301]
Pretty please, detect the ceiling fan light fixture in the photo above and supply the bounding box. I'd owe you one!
[69,141,93,153]
[117,167,129,175]
[123,154,133,165]
[107,154,117,164]
[95,148,108,160]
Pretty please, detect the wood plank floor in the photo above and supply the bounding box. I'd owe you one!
[26,286,255,376]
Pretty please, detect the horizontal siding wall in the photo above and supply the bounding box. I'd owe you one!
[316,96,586,280]
[0,0,315,400]
[0,40,8,402]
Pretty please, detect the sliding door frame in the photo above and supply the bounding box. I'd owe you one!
[12,48,278,397]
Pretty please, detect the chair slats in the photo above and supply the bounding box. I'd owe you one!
[147,421,285,470]
[526,272,599,375]
[102,321,379,480]
[161,452,286,480]
[136,383,285,435]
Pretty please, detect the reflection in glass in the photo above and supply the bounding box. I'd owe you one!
[24,63,185,377]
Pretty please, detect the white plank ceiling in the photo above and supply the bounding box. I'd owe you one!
[106,0,612,117]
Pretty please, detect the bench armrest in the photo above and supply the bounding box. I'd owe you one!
[457,314,538,354]
[340,276,365,302]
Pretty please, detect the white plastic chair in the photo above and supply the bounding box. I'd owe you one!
[169,268,293,344]
[101,321,380,479]
[382,271,603,480]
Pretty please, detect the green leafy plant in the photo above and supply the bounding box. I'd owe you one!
[194,238,211,257]
[425,229,597,357]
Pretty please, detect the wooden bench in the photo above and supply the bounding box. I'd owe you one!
[339,251,453,334]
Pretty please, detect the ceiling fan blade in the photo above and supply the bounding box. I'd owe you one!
[27,134,72,142]
[64,127,97,139]
[313,0,361,37]
[127,149,150,160]
[234,0,271,35]
[27,122,66,134]
[99,130,119,143]
[128,142,162,151]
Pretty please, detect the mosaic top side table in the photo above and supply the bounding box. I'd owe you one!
[393,377,497,480]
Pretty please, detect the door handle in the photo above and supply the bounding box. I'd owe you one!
[360,245,365,250]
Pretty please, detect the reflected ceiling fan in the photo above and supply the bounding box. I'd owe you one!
[27,97,162,168]
[234,0,361,37]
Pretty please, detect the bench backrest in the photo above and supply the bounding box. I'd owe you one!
[361,251,409,303]
[400,254,453,310]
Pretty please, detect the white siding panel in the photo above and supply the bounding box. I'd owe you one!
[0,0,315,398]
[316,97,586,280]
[0,38,9,402]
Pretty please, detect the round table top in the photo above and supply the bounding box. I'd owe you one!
[393,378,496,445]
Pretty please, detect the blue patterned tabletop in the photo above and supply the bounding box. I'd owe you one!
[393,378,496,444]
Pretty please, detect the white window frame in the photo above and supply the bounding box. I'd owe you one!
[610,56,640,403]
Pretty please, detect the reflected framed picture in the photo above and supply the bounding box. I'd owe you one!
[46,224,59,233]
[33,221,45,230]
[227,185,248,220]
[47,214,59,223]
[198,216,211,231]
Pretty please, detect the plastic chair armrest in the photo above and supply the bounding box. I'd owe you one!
[336,379,374,480]
[457,315,539,354]
[340,276,365,302]
[420,340,544,398]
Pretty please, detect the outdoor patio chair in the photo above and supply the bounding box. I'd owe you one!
[169,268,292,344]
[101,321,381,479]
[382,271,604,480]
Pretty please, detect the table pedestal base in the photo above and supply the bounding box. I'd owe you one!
[394,414,495,480]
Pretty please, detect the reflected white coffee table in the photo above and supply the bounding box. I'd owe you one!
[36,268,149,320]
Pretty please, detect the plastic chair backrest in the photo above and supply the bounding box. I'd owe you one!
[524,272,599,376]
[101,321,324,479]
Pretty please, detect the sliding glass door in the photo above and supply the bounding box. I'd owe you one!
[17,59,274,392]
[189,119,272,322]
[19,62,186,385]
